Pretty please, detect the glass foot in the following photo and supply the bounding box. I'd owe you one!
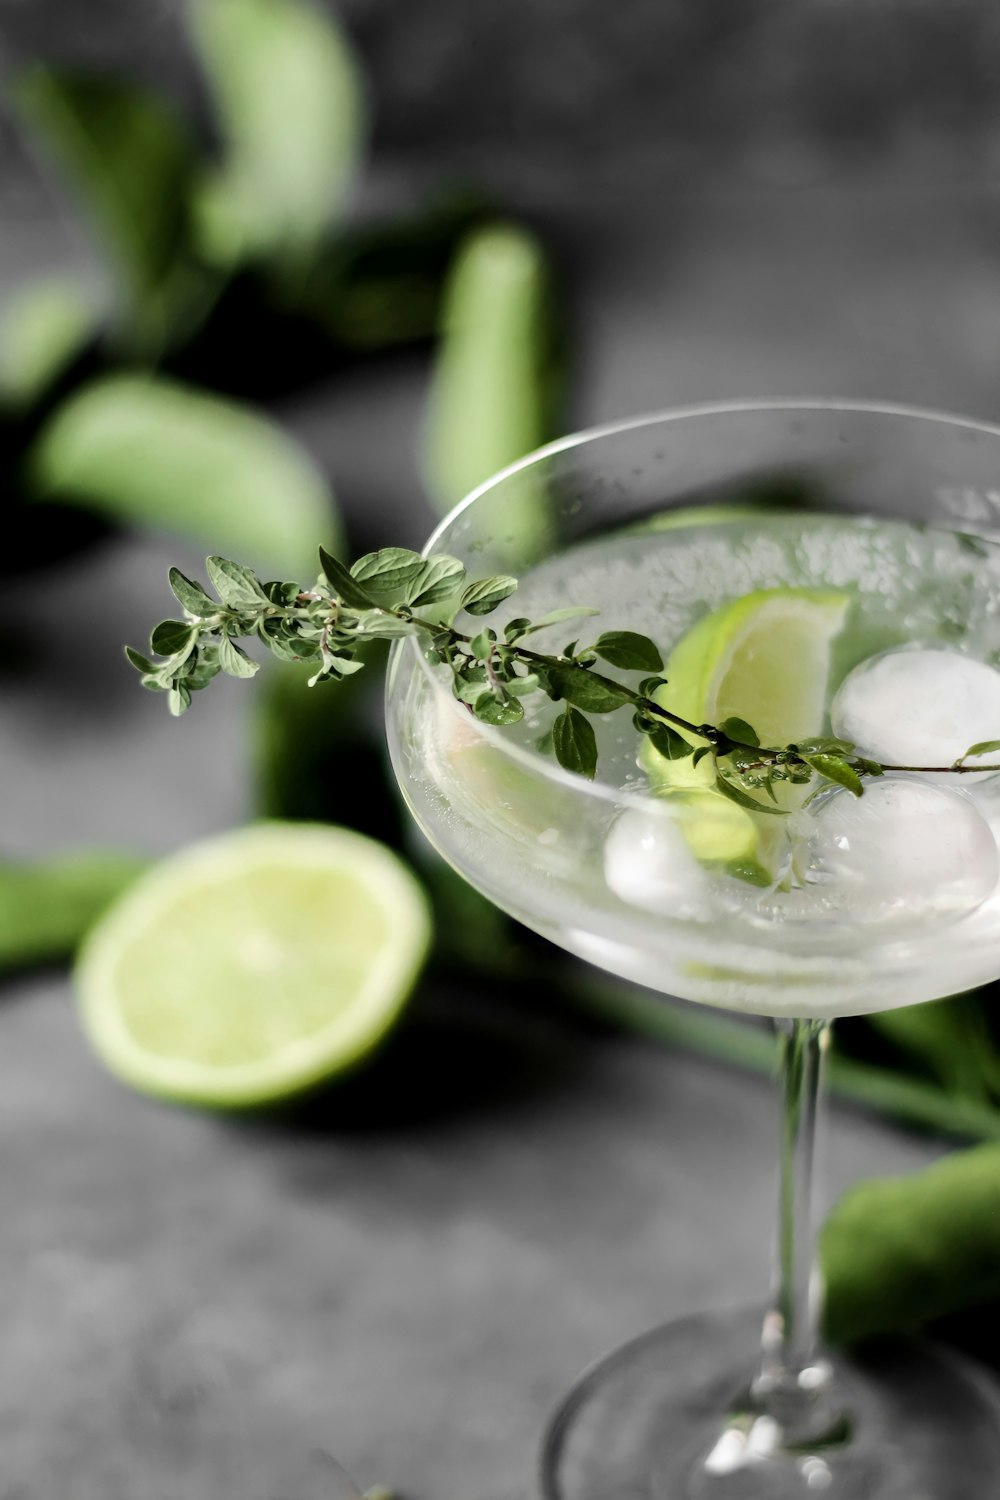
[540,1307,1000,1499]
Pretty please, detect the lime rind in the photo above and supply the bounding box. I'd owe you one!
[641,588,851,878]
[74,823,432,1108]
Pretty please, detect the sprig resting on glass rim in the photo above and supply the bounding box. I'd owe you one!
[127,546,1000,812]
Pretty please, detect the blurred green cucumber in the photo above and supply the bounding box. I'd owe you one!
[422,223,561,560]
[0,851,146,973]
[12,69,210,352]
[25,372,342,577]
[822,1141,1000,1345]
[189,0,366,273]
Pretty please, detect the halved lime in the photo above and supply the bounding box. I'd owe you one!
[641,588,850,874]
[75,823,431,1108]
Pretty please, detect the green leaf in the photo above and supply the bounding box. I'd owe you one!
[692,745,713,766]
[959,739,1000,762]
[461,576,519,616]
[168,682,192,716]
[351,547,425,600]
[527,606,601,632]
[715,774,787,816]
[206,555,268,608]
[468,629,493,660]
[409,554,466,608]
[217,632,259,678]
[552,706,598,779]
[646,723,693,761]
[27,374,340,577]
[150,619,196,657]
[794,736,856,756]
[504,617,532,640]
[124,645,155,675]
[12,69,206,349]
[0,279,96,406]
[265,631,319,663]
[318,547,376,608]
[168,566,219,618]
[548,664,629,714]
[264,580,302,606]
[806,754,864,797]
[184,643,222,689]
[720,716,759,746]
[188,0,365,268]
[594,631,664,672]
[422,225,560,559]
[473,693,524,726]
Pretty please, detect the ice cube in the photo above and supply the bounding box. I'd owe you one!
[831,648,1000,780]
[604,807,712,918]
[796,778,998,924]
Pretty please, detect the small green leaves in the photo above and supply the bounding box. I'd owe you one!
[318,547,376,608]
[125,645,156,675]
[645,723,693,761]
[806,754,864,796]
[206,555,268,607]
[150,619,196,657]
[548,664,630,714]
[715,773,788,816]
[594,631,664,672]
[473,693,524,726]
[527,606,601,632]
[410,554,466,607]
[793,736,856,756]
[168,566,218,618]
[168,682,192,716]
[720,716,759,747]
[351,547,425,600]
[132,545,943,820]
[553,705,598,779]
[461,576,518,616]
[217,633,259,678]
[957,739,1000,764]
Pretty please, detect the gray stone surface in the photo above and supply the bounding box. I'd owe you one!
[0,970,940,1500]
[0,180,994,1496]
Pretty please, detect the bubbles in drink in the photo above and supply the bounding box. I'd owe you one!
[831,647,1000,782]
[794,778,999,925]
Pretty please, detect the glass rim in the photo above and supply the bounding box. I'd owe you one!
[404,396,1000,812]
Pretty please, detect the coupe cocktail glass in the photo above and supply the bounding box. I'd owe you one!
[385,402,1000,1497]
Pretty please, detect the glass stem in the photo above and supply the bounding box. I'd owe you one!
[751,1017,839,1438]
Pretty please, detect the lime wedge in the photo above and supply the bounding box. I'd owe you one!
[641,588,850,875]
[75,823,431,1108]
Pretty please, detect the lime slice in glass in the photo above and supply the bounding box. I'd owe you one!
[75,823,431,1108]
[641,588,850,875]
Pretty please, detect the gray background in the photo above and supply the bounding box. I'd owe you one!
[0,3,992,1496]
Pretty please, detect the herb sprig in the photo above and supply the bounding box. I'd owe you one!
[128,546,1000,810]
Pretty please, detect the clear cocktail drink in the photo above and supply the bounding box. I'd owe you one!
[399,511,1000,1018]
[386,403,1000,1498]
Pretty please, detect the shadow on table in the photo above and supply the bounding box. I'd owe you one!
[240,974,603,1139]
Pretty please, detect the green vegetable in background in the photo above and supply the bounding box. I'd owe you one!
[27,373,341,576]
[822,1142,1000,1345]
[189,0,366,273]
[0,852,147,973]
[866,995,999,1104]
[12,71,210,353]
[0,280,96,410]
[423,223,561,557]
